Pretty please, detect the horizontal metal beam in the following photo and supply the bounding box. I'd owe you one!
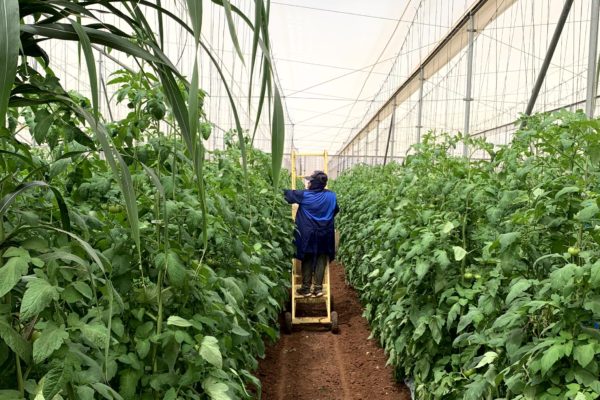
[338,0,517,156]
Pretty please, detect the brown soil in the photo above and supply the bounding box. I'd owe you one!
[256,262,411,400]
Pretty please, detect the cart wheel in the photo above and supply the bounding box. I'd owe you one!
[284,312,292,334]
[331,311,339,334]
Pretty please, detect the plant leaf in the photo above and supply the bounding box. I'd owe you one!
[43,366,69,400]
[453,246,467,261]
[70,20,98,120]
[33,109,53,144]
[475,351,498,369]
[21,24,163,65]
[541,343,565,375]
[590,261,600,288]
[0,255,29,297]
[0,0,19,129]
[499,232,520,250]
[202,377,231,400]
[220,0,245,64]
[271,85,285,187]
[186,0,202,44]
[573,343,595,367]
[555,186,579,199]
[506,279,531,304]
[0,181,70,231]
[19,278,60,320]
[33,323,69,364]
[576,204,599,222]
[0,319,32,362]
[167,316,192,328]
[200,336,222,369]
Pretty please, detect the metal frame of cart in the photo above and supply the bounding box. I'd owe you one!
[284,150,339,334]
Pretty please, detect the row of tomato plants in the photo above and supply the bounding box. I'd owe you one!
[0,67,293,399]
[333,111,600,399]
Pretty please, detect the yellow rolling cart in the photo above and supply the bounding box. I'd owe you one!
[284,150,339,334]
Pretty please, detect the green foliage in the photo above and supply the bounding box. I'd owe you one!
[0,68,293,399]
[334,110,600,399]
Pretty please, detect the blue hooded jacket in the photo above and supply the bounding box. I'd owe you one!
[284,181,339,261]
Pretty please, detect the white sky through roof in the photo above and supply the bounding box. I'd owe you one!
[269,1,414,153]
[34,0,596,161]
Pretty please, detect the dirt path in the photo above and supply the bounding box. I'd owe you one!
[256,262,411,400]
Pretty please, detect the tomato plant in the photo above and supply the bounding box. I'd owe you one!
[0,63,293,399]
[334,110,600,399]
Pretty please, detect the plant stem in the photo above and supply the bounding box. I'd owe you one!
[15,353,23,396]
[152,268,165,373]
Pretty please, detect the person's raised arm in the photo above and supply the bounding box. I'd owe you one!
[283,189,304,204]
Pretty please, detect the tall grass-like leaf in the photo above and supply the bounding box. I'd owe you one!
[0,149,35,168]
[271,86,285,187]
[189,62,209,248]
[186,0,208,248]
[41,226,106,274]
[70,20,99,121]
[20,24,164,65]
[157,0,164,49]
[73,106,142,277]
[0,181,70,231]
[0,0,19,128]
[200,41,248,179]
[220,0,245,64]
[156,66,192,151]
[187,0,202,44]
[119,0,263,180]
[189,60,199,151]
[208,0,254,26]
[251,61,270,144]
[248,0,263,104]
[139,163,165,200]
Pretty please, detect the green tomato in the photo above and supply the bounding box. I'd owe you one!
[31,330,41,342]
[463,272,473,279]
[568,247,580,256]
[147,100,166,121]
[474,274,482,279]
[464,368,476,377]
[200,122,212,140]
[108,205,123,214]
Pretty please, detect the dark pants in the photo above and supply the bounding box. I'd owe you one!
[301,254,328,291]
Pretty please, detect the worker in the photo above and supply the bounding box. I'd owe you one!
[284,170,339,297]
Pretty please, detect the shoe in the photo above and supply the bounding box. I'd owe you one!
[312,289,324,297]
[296,287,312,297]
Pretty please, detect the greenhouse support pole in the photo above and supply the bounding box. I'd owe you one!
[390,100,397,160]
[375,118,380,164]
[416,67,424,144]
[523,0,574,120]
[463,14,475,157]
[586,0,600,117]
[291,150,296,190]
[383,105,396,166]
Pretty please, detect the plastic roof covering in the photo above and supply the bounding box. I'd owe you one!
[270,0,472,154]
[33,0,476,155]
[332,0,598,165]
[31,1,598,161]
[35,0,281,152]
